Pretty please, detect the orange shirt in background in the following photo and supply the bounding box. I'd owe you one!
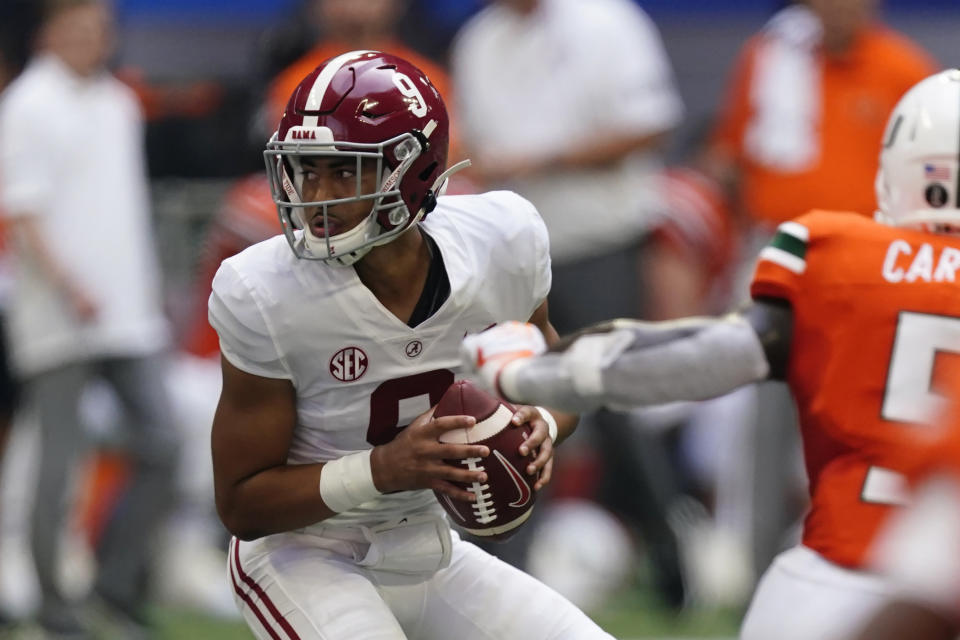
[750,211,960,568]
[713,26,937,228]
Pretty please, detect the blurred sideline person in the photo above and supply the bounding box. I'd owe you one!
[708,0,936,230]
[210,50,613,640]
[0,3,39,626]
[642,166,758,608]
[644,167,738,323]
[453,0,682,331]
[0,0,180,636]
[703,0,938,575]
[462,69,960,640]
[0,0,38,490]
[451,0,689,606]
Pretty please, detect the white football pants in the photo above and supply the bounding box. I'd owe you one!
[740,545,894,640]
[228,529,614,640]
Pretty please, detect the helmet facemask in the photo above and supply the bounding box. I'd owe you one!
[264,129,425,266]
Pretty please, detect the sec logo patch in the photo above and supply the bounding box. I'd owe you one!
[330,347,368,382]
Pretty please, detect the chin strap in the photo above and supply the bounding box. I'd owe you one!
[421,159,472,213]
[434,159,472,194]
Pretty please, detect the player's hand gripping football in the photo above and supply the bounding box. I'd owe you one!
[370,407,491,503]
[461,321,547,400]
[510,405,555,491]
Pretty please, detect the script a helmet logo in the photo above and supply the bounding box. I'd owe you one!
[291,129,317,140]
[330,347,368,382]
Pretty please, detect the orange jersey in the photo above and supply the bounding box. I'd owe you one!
[868,381,960,618]
[712,26,936,227]
[899,379,960,486]
[750,210,960,568]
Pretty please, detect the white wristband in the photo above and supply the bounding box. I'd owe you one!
[319,450,382,513]
[535,406,559,443]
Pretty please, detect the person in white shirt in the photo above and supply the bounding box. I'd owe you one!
[0,0,179,635]
[209,49,613,640]
[453,0,683,274]
[452,0,689,605]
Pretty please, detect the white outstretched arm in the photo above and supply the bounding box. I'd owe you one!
[462,316,771,412]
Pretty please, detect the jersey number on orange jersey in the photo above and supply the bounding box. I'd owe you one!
[863,312,960,505]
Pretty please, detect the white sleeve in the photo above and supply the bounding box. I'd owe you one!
[0,95,55,217]
[501,315,769,412]
[587,4,683,135]
[526,198,552,311]
[208,261,291,379]
[482,191,552,316]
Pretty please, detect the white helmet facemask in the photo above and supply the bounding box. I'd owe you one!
[266,126,420,266]
[264,122,469,266]
[875,69,960,233]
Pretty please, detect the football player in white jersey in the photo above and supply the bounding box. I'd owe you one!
[208,50,614,640]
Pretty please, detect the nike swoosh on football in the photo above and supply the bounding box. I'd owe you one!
[493,449,532,508]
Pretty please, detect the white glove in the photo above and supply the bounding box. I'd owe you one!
[460,321,547,399]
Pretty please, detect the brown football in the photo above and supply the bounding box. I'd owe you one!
[433,379,537,541]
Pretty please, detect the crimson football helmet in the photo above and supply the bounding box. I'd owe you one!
[264,50,462,265]
[876,69,960,231]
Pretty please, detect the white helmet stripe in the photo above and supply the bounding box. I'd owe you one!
[302,50,376,128]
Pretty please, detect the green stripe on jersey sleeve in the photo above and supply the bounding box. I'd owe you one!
[769,227,807,260]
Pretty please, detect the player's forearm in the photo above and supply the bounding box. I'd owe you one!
[500,356,592,413]
[216,462,335,540]
[552,410,578,445]
[500,315,770,411]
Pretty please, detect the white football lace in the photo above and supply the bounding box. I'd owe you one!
[462,457,497,523]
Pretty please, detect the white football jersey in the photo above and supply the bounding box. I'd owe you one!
[209,191,551,527]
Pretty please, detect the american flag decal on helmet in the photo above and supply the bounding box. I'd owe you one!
[925,164,951,180]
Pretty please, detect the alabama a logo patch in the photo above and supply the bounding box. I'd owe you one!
[404,340,423,358]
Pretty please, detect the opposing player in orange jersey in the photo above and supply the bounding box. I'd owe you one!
[461,69,960,640]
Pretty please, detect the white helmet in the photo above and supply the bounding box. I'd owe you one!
[875,69,960,230]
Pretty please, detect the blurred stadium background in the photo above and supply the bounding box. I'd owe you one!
[108,0,960,315]
[0,1,958,638]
